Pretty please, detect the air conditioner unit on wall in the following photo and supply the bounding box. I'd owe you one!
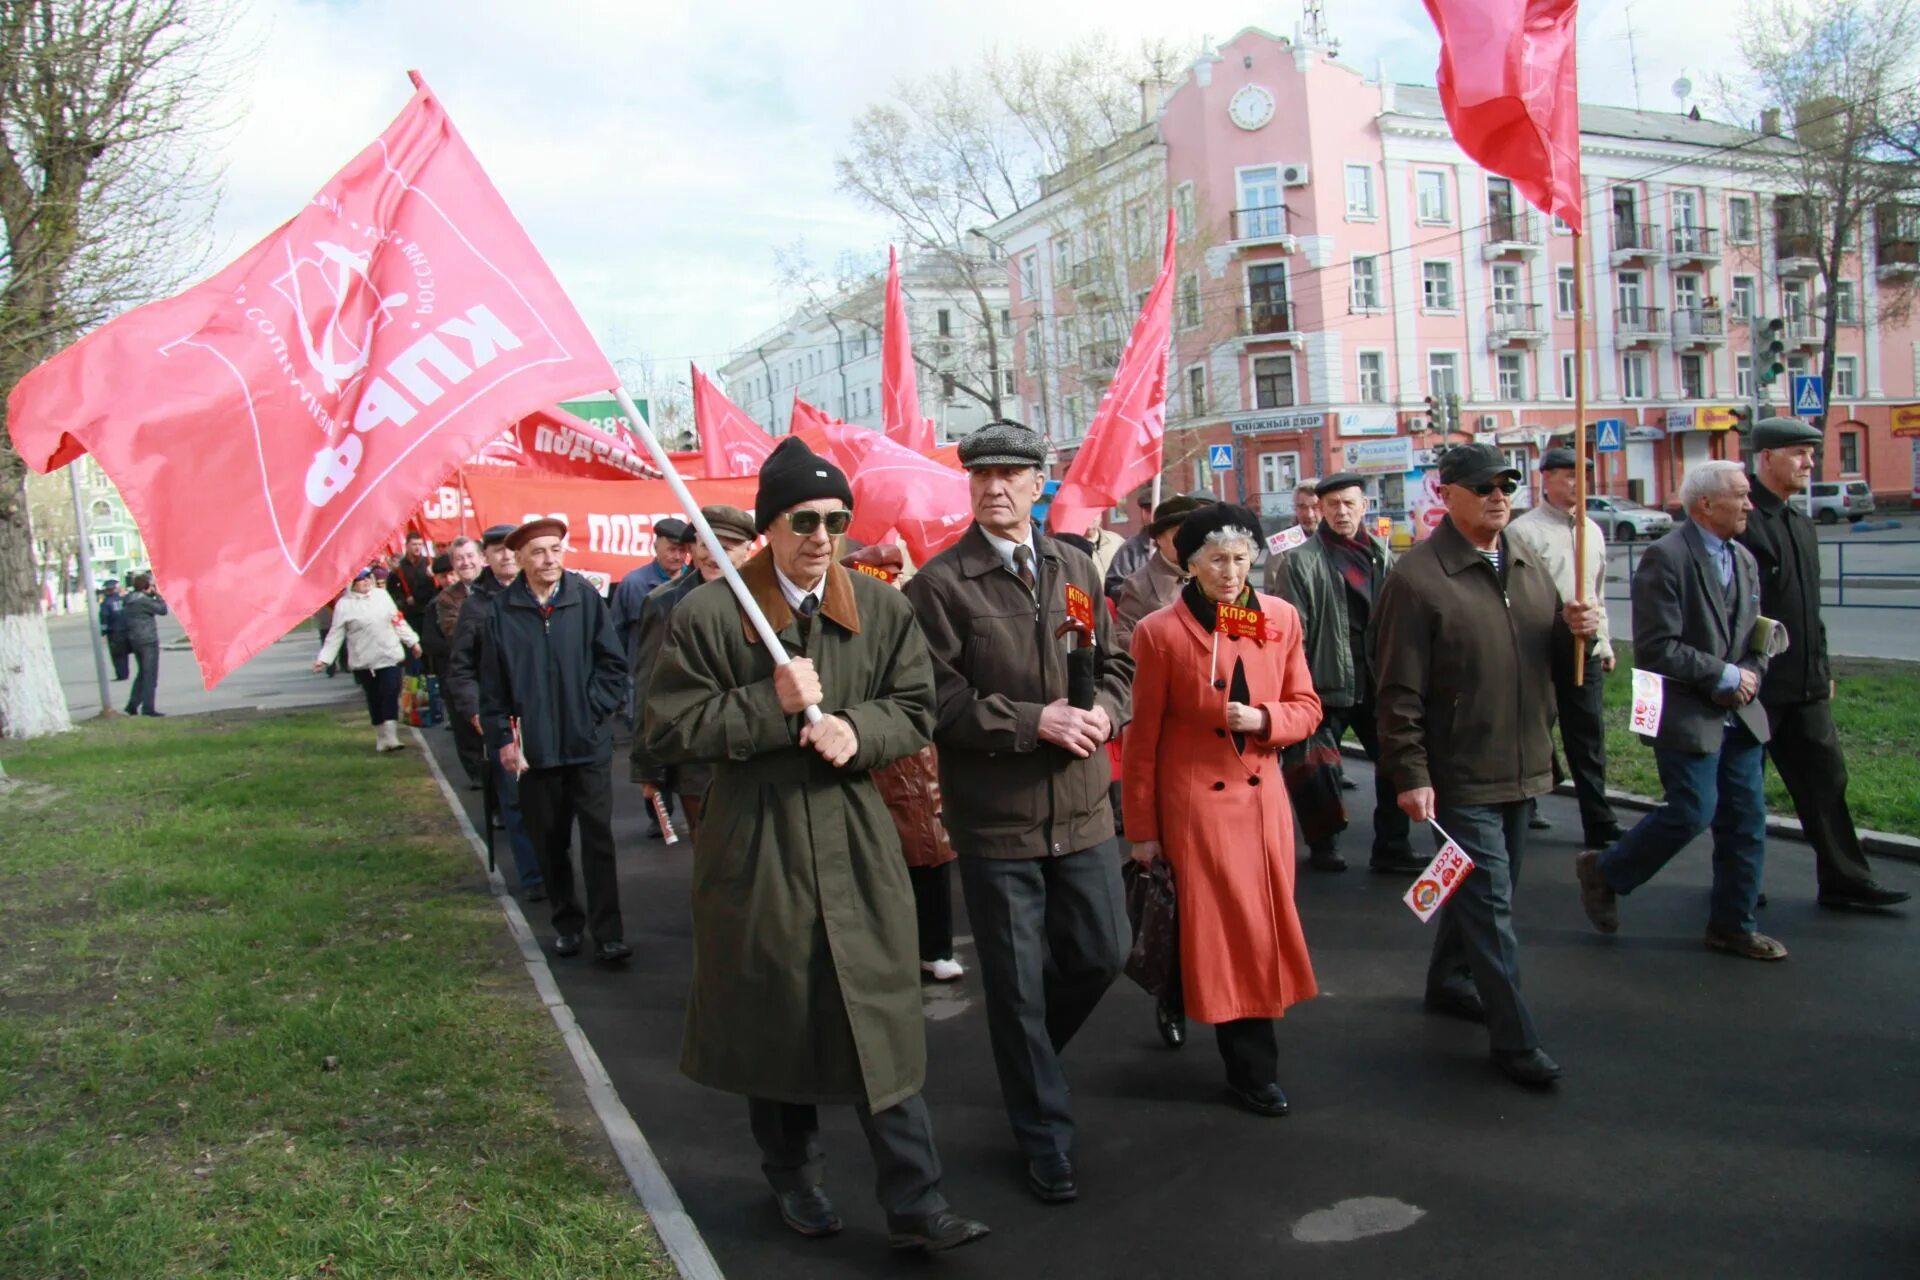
[1280,163,1310,187]
[1478,414,1499,430]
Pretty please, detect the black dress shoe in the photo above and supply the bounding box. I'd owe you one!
[594,939,633,963]
[552,933,583,958]
[1228,1081,1290,1117]
[145,710,166,717]
[1492,1047,1562,1089]
[775,1186,842,1238]
[1026,1153,1077,1203]
[1339,776,1358,791]
[888,1208,990,1252]
[1369,854,1428,876]
[1155,999,1186,1049]
[1308,849,1348,872]
[1583,824,1624,849]
[523,886,547,903]
[1423,988,1488,1024]
[1818,881,1911,911]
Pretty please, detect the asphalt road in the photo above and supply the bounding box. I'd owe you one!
[45,611,356,720]
[422,727,1918,1280]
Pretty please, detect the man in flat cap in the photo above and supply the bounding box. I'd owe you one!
[628,504,758,840]
[447,524,546,900]
[645,437,988,1252]
[1507,446,1623,849]
[611,517,696,718]
[1273,472,1418,874]
[904,419,1133,1205]
[479,517,629,961]
[1373,444,1601,1088]
[1736,418,1908,911]
[1112,492,1212,653]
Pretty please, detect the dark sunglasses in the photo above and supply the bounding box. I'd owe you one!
[783,509,853,536]
[1468,479,1520,497]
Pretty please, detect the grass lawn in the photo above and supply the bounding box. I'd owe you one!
[1596,646,1920,838]
[0,710,671,1279]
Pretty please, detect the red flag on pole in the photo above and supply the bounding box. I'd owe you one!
[693,363,776,478]
[791,397,969,566]
[1421,0,1583,231]
[7,73,617,687]
[468,405,667,479]
[881,246,936,454]
[1048,210,1176,536]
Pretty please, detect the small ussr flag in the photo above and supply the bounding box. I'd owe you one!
[693,363,776,478]
[8,73,616,687]
[1421,0,1583,232]
[1404,834,1478,923]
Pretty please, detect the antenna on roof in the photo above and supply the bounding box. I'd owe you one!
[1625,2,1645,110]
[1302,0,1331,49]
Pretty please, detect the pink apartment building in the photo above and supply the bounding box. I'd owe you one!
[988,26,1920,536]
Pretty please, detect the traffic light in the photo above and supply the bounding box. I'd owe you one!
[1445,392,1463,434]
[1756,318,1786,388]
[1424,394,1441,433]
[1729,407,1753,435]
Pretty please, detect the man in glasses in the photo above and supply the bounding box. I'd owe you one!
[1373,444,1601,1089]
[643,436,988,1253]
[904,420,1134,1206]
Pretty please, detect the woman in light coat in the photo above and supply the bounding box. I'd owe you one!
[314,566,422,751]
[1122,504,1323,1117]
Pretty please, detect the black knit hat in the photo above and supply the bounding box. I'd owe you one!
[1174,503,1263,569]
[754,436,854,533]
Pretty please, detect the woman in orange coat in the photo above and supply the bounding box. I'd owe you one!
[1122,503,1323,1117]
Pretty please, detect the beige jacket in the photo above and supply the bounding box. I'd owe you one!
[1507,502,1614,662]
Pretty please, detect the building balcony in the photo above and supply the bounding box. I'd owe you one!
[1080,338,1121,375]
[1233,301,1301,345]
[1615,305,1669,344]
[1775,231,1820,276]
[1486,302,1547,348]
[1481,210,1543,259]
[1069,258,1112,299]
[1877,203,1919,279]
[1669,226,1721,262]
[1786,314,1825,348]
[1229,204,1297,251]
[1610,221,1664,265]
[1672,306,1726,346]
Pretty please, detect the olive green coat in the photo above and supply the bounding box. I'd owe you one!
[641,550,937,1110]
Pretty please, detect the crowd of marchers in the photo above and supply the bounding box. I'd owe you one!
[303,414,1908,1256]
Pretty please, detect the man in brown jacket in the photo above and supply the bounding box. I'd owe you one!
[1372,445,1600,1090]
[904,420,1133,1205]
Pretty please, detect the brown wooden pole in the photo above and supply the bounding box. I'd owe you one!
[1572,228,1588,685]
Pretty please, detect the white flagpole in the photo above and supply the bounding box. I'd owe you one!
[610,386,822,725]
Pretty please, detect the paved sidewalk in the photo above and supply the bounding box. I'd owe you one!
[47,612,355,720]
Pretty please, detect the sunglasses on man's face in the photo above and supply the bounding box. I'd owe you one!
[783,509,853,537]
[1467,479,1520,497]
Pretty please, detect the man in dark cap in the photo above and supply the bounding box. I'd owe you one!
[612,516,693,630]
[1112,492,1212,652]
[1737,418,1908,911]
[1103,488,1159,598]
[1508,446,1623,849]
[904,419,1133,1205]
[1373,444,1602,1088]
[644,436,988,1252]
[479,518,628,959]
[98,578,130,681]
[387,529,439,665]
[1272,472,1418,874]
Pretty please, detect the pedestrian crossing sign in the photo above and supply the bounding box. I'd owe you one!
[1208,443,1235,471]
[1792,375,1825,418]
[1594,419,1624,452]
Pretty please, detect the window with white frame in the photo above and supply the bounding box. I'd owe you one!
[1253,354,1297,408]
[1731,276,1756,320]
[1020,253,1038,298]
[999,308,1013,339]
[1174,183,1196,242]
[1552,214,1573,234]
[1024,326,1039,373]
[1258,452,1299,496]
[1560,352,1581,399]
[936,308,952,337]
[1679,353,1706,399]
[1129,203,1152,259]
[1058,322,1076,363]
[1788,353,1810,379]
[1345,164,1376,217]
[1834,280,1858,323]
[1351,255,1381,310]
[1065,395,1084,439]
[1422,261,1456,311]
[1557,266,1577,316]
[1729,196,1755,243]
[1427,351,1460,398]
[1736,356,1753,399]
[1416,170,1449,223]
[1178,272,1201,329]
[998,369,1017,398]
[1496,352,1526,401]
[1357,351,1387,403]
[1187,365,1207,415]
[1621,352,1651,399]
[866,386,876,416]
[1834,355,1859,397]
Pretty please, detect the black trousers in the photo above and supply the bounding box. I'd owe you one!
[518,758,624,944]
[1764,698,1876,891]
[125,641,160,715]
[107,633,130,680]
[748,1094,947,1219]
[958,841,1129,1158]
[353,665,402,724]
[451,712,486,787]
[1214,1018,1280,1090]
[1314,697,1413,862]
[1550,645,1620,841]
[908,862,954,963]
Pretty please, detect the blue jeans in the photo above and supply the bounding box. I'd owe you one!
[491,758,544,890]
[1597,721,1765,936]
[1427,801,1538,1053]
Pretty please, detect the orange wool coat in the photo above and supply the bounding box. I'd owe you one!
[1122,593,1323,1024]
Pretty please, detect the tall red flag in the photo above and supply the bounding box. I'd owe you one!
[1048,211,1176,536]
[881,246,936,454]
[1422,0,1583,232]
[791,397,969,566]
[8,74,616,687]
[693,363,776,478]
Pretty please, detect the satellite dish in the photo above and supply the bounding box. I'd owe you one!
[1673,76,1693,102]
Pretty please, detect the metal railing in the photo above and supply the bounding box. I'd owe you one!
[1670,225,1720,256]
[1615,304,1666,337]
[1081,338,1121,373]
[1485,210,1541,245]
[1487,302,1544,338]
[1237,300,1296,336]
[1069,259,1110,294]
[1612,220,1662,254]
[1605,535,1920,608]
[1673,306,1725,341]
[1232,204,1290,241]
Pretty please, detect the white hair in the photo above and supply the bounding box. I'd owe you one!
[1680,460,1746,507]
[1201,525,1260,555]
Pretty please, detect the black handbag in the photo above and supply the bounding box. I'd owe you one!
[1122,858,1180,1001]
[1281,723,1349,848]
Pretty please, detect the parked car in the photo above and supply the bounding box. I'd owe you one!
[1790,481,1876,524]
[1585,495,1675,542]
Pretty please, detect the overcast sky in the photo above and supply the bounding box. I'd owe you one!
[204,0,1742,395]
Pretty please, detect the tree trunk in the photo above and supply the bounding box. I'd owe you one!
[0,453,73,739]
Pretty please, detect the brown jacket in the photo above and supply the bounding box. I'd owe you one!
[904,524,1134,859]
[873,746,956,868]
[1112,550,1186,654]
[1371,516,1564,806]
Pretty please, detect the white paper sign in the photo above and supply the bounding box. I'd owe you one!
[1266,525,1308,556]
[1403,824,1477,923]
[1629,668,1664,737]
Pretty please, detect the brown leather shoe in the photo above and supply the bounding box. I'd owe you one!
[1704,928,1789,961]
[1574,850,1618,934]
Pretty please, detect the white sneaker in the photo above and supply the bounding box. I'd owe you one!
[921,958,964,982]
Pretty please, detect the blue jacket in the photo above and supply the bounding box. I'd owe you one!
[100,594,127,636]
[478,571,627,769]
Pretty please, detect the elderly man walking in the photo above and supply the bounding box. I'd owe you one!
[434,536,488,789]
[1111,493,1211,653]
[905,420,1133,1204]
[1736,418,1908,912]
[1575,462,1787,960]
[644,437,989,1253]
[1373,445,1602,1089]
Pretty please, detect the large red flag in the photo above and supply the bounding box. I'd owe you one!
[1048,210,1176,536]
[8,74,616,687]
[468,405,669,480]
[791,397,970,566]
[1422,0,1583,232]
[693,363,776,478]
[881,246,936,454]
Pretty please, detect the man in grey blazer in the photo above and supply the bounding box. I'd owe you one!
[1575,461,1786,961]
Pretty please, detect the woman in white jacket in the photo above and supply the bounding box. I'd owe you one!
[314,566,422,751]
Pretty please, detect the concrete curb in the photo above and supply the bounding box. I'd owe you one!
[412,727,724,1280]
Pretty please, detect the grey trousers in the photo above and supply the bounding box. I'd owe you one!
[748,1094,947,1219]
[958,840,1129,1158]
[1426,800,1540,1054]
